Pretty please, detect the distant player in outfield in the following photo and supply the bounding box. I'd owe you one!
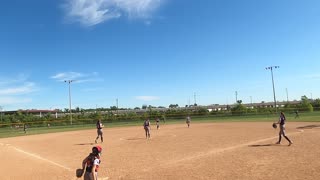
[156,117,160,130]
[95,119,104,144]
[143,118,151,139]
[23,123,27,134]
[275,112,293,146]
[186,115,191,128]
[294,110,299,119]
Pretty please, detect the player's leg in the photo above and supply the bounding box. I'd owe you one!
[95,129,99,143]
[145,128,148,139]
[277,127,282,144]
[281,127,292,145]
[148,127,150,138]
[100,130,104,143]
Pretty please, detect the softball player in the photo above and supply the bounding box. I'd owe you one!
[156,118,160,130]
[275,112,293,146]
[143,119,151,139]
[82,146,102,180]
[186,116,191,128]
[95,120,104,144]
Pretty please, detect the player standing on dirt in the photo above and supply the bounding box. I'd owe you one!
[95,119,104,144]
[143,118,151,139]
[186,115,191,128]
[82,146,102,180]
[156,117,160,130]
[23,123,27,134]
[275,112,293,146]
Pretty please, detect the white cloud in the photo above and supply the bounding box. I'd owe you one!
[0,97,32,105]
[63,0,163,26]
[51,71,103,83]
[51,72,85,81]
[135,96,160,101]
[305,74,320,79]
[0,82,36,95]
[0,75,36,106]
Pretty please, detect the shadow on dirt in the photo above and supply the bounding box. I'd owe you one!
[296,125,320,129]
[74,143,95,146]
[248,144,273,147]
[125,137,145,141]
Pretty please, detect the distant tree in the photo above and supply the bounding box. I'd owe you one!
[110,106,117,110]
[169,104,179,108]
[231,101,246,115]
[300,95,313,112]
[311,98,320,111]
[134,107,140,110]
[142,104,148,109]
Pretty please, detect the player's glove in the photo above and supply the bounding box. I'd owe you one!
[76,168,84,178]
[272,123,277,129]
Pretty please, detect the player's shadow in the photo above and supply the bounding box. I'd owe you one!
[74,143,95,146]
[296,125,320,129]
[125,137,145,141]
[248,144,273,147]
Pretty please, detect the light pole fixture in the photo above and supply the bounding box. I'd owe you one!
[64,80,74,125]
[265,66,280,112]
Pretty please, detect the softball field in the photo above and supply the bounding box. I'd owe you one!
[0,121,319,180]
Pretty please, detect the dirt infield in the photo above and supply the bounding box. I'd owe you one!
[0,121,319,180]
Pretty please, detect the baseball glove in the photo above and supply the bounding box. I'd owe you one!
[272,123,277,129]
[76,168,84,178]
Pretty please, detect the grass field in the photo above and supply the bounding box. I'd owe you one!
[1,111,319,138]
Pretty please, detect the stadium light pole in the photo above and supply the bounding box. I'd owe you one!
[265,66,279,112]
[235,91,238,103]
[0,106,3,122]
[64,80,74,125]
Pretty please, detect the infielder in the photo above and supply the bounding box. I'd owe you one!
[186,115,191,128]
[143,118,151,139]
[275,112,293,146]
[95,119,104,144]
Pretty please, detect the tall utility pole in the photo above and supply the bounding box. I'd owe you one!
[64,80,74,125]
[235,91,238,103]
[286,88,289,102]
[116,98,119,114]
[194,92,197,105]
[250,96,252,105]
[0,106,3,122]
[266,66,280,112]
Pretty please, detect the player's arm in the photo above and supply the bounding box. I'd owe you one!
[92,164,97,179]
[82,156,89,170]
[92,158,99,179]
[275,117,281,124]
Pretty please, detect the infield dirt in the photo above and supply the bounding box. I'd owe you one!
[0,122,319,180]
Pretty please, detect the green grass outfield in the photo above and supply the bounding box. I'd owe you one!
[0,111,319,138]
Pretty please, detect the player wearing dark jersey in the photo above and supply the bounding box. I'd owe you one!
[275,112,293,146]
[143,119,151,139]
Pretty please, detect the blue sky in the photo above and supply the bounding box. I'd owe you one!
[1,0,320,111]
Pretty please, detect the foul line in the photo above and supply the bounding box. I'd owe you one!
[10,145,72,171]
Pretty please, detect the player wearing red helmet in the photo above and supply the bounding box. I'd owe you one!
[82,146,102,180]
